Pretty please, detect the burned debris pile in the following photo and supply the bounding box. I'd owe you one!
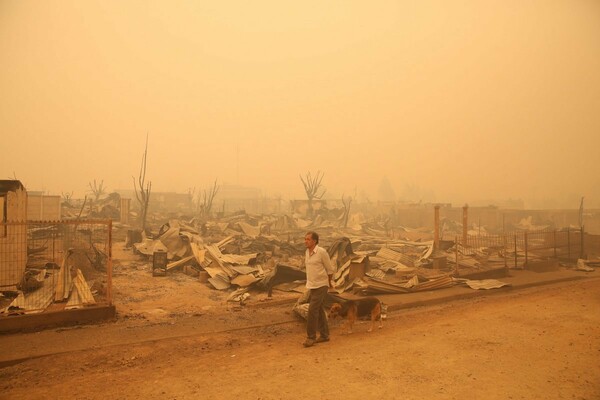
[1,227,109,315]
[122,207,534,303]
[3,194,595,319]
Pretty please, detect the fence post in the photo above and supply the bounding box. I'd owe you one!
[52,225,56,264]
[567,228,571,262]
[580,225,585,259]
[455,235,459,276]
[514,233,518,268]
[524,231,528,266]
[107,219,113,306]
[553,230,557,259]
[503,232,507,269]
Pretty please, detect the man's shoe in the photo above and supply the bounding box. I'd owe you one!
[315,336,330,343]
[303,338,316,347]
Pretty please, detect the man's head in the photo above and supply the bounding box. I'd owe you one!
[304,231,319,250]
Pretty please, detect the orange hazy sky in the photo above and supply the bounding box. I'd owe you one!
[1,1,599,208]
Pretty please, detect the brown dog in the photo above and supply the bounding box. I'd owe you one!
[329,297,383,334]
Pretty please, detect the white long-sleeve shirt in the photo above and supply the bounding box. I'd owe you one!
[305,245,334,289]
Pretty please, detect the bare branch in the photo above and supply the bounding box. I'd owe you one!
[193,179,220,219]
[88,179,106,201]
[61,191,73,201]
[341,194,352,228]
[133,134,152,229]
[77,195,88,220]
[299,170,326,218]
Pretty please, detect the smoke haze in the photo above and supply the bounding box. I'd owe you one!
[1,1,599,208]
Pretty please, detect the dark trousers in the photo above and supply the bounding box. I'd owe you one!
[306,286,329,340]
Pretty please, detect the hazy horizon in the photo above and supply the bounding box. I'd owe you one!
[2,1,599,209]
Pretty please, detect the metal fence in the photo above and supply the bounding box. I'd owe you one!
[454,227,584,269]
[0,220,112,315]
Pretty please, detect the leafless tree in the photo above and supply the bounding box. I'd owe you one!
[61,191,74,206]
[196,179,219,218]
[132,136,152,230]
[88,179,106,202]
[187,187,196,212]
[76,195,88,220]
[341,194,352,228]
[300,170,326,218]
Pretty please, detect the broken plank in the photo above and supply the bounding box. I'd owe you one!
[166,255,195,271]
[74,269,95,304]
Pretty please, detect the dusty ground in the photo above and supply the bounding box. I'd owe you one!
[1,245,599,400]
[110,243,301,326]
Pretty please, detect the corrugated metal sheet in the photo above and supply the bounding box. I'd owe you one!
[411,275,455,291]
[376,247,403,261]
[354,275,455,295]
[376,248,416,266]
[365,269,386,280]
[3,279,54,314]
[220,253,257,265]
[462,279,511,290]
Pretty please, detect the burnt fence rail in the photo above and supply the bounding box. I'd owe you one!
[0,220,112,316]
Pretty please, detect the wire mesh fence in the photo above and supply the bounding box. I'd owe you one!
[0,220,112,315]
[454,227,585,270]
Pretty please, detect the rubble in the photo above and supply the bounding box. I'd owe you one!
[6,196,592,319]
[118,205,523,302]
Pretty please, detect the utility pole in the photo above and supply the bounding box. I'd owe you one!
[462,204,468,245]
[434,205,440,250]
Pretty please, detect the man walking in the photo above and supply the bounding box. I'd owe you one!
[303,231,335,348]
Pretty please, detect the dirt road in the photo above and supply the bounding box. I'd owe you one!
[1,278,599,400]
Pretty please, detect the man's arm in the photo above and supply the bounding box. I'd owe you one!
[321,249,334,288]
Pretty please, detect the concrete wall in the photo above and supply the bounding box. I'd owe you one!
[27,194,61,221]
